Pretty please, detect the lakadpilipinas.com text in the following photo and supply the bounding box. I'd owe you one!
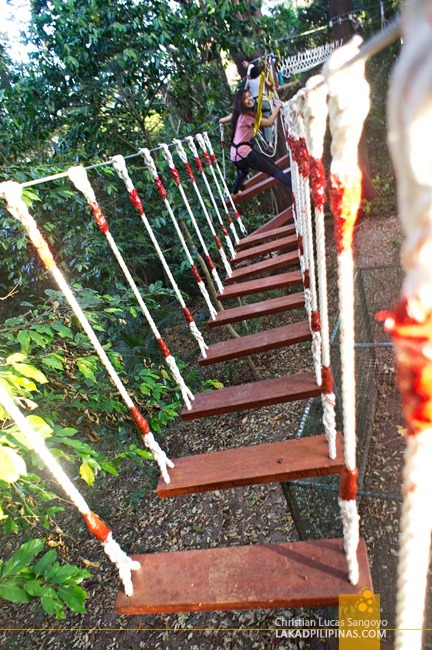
[274,616,388,640]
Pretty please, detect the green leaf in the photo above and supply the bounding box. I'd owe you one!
[1,538,45,578]
[28,331,47,347]
[57,585,88,613]
[52,323,73,339]
[6,352,27,364]
[23,579,45,597]
[12,363,48,384]
[33,549,57,577]
[0,446,27,483]
[26,415,53,438]
[100,461,118,475]
[79,463,94,486]
[0,582,33,603]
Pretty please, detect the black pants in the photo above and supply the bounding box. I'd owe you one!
[232,149,292,194]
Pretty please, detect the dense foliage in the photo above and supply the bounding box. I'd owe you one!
[0,0,399,619]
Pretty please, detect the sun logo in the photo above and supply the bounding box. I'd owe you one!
[356,588,376,614]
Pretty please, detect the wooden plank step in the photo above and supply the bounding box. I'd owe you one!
[233,168,291,205]
[243,154,290,190]
[115,538,372,614]
[232,234,298,266]
[217,270,303,301]
[235,224,296,250]
[199,320,311,366]
[249,207,293,236]
[208,292,305,328]
[181,370,320,420]
[157,433,343,497]
[227,251,299,283]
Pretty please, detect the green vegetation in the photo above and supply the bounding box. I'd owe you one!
[0,0,399,620]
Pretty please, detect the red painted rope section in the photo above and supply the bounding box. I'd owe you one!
[288,135,310,178]
[83,511,111,543]
[182,307,194,324]
[206,255,215,271]
[225,211,233,224]
[202,150,212,166]
[129,188,144,214]
[154,176,167,200]
[214,235,222,249]
[304,269,310,290]
[311,309,321,333]
[339,466,359,501]
[321,365,334,394]
[385,299,432,436]
[298,234,304,256]
[31,230,56,270]
[329,173,362,255]
[221,224,229,237]
[129,405,151,435]
[194,156,203,172]
[169,167,181,186]
[184,162,195,182]
[89,201,109,234]
[310,157,326,210]
[191,264,202,284]
[157,338,171,359]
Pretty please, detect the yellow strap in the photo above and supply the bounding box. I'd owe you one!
[253,72,266,135]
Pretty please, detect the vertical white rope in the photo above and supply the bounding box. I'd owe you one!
[304,74,337,460]
[173,138,233,278]
[202,131,248,237]
[385,3,432,648]
[291,91,322,384]
[185,136,237,259]
[219,122,226,178]
[0,385,141,597]
[111,155,208,358]
[0,181,174,485]
[159,143,225,296]
[195,133,240,245]
[68,165,194,410]
[140,147,218,321]
[324,35,370,585]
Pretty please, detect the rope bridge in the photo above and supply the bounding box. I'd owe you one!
[0,6,429,648]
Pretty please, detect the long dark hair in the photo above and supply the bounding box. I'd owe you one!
[230,90,255,144]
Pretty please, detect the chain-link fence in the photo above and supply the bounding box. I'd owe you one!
[282,265,432,642]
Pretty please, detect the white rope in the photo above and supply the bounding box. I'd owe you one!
[0,372,140,597]
[323,35,370,585]
[111,155,209,358]
[68,164,194,410]
[185,135,237,259]
[202,131,248,237]
[159,143,225,296]
[195,133,240,246]
[173,138,233,278]
[219,122,226,178]
[386,4,432,647]
[304,75,337,459]
[141,147,218,321]
[280,42,339,79]
[0,181,174,484]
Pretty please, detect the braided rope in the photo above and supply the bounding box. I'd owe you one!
[111,155,208,359]
[280,42,338,79]
[323,35,370,585]
[0,181,173,484]
[384,4,432,647]
[68,165,194,410]
[219,123,226,178]
[202,131,248,237]
[303,75,337,459]
[185,136,236,259]
[173,139,233,278]
[141,147,218,321]
[0,385,141,596]
[158,143,224,296]
[195,133,240,246]
[291,91,322,384]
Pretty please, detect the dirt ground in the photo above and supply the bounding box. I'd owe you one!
[0,211,411,649]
